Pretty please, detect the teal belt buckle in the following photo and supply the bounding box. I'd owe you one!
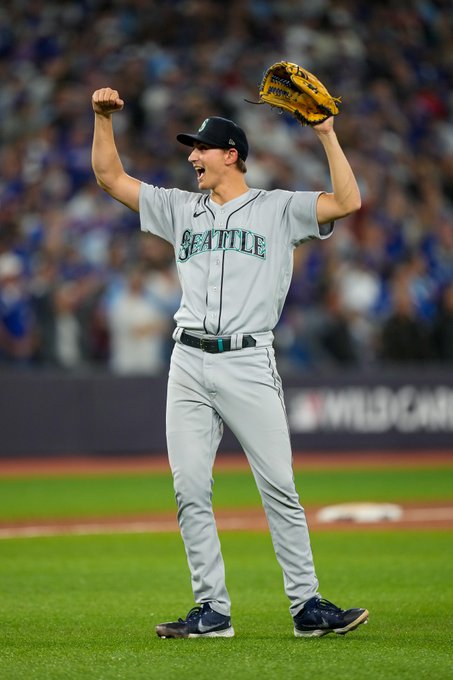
[217,338,224,352]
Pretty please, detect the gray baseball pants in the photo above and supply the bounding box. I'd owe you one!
[166,339,320,617]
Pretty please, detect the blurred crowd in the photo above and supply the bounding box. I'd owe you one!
[1,0,453,375]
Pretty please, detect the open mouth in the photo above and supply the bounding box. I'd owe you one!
[194,166,205,181]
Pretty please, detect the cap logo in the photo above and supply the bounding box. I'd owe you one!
[228,138,236,146]
[198,119,209,132]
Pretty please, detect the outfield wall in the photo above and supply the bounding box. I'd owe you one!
[0,367,452,457]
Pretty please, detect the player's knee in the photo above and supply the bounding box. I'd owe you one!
[173,472,213,507]
[259,474,301,508]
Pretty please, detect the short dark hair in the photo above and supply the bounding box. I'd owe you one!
[237,157,247,174]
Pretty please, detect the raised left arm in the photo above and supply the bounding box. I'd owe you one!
[313,117,361,225]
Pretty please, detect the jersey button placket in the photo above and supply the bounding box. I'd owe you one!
[205,215,225,334]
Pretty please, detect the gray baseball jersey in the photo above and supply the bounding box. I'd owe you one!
[139,183,333,617]
[139,185,332,335]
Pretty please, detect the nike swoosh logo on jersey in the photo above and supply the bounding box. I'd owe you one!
[193,210,206,218]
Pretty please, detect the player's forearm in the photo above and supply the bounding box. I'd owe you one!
[317,129,361,216]
[92,113,126,193]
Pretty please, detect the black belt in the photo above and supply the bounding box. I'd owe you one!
[180,331,256,353]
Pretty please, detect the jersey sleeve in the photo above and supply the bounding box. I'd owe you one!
[139,183,176,244]
[285,190,334,246]
[139,183,197,246]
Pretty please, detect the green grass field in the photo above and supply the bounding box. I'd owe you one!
[1,465,452,520]
[0,463,452,679]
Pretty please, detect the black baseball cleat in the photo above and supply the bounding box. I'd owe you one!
[293,597,369,638]
[156,602,235,638]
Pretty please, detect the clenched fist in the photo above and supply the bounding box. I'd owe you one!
[92,88,124,115]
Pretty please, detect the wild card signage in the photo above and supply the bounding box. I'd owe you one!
[287,386,453,433]
[1,369,452,455]
[284,371,453,449]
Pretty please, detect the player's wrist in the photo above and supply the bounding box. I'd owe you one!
[94,109,113,119]
[314,129,338,145]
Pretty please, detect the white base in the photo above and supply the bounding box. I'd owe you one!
[317,503,402,523]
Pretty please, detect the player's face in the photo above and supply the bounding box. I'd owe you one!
[188,143,227,189]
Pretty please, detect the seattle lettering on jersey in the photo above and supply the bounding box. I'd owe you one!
[178,228,266,262]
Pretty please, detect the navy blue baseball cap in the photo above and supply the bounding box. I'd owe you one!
[177,116,249,161]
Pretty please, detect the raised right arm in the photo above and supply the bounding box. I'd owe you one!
[91,88,141,212]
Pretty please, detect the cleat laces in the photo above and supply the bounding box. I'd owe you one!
[313,599,343,612]
[181,606,203,624]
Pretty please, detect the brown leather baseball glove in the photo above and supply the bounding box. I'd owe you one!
[258,61,341,126]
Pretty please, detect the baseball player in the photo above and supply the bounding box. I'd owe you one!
[91,87,369,639]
